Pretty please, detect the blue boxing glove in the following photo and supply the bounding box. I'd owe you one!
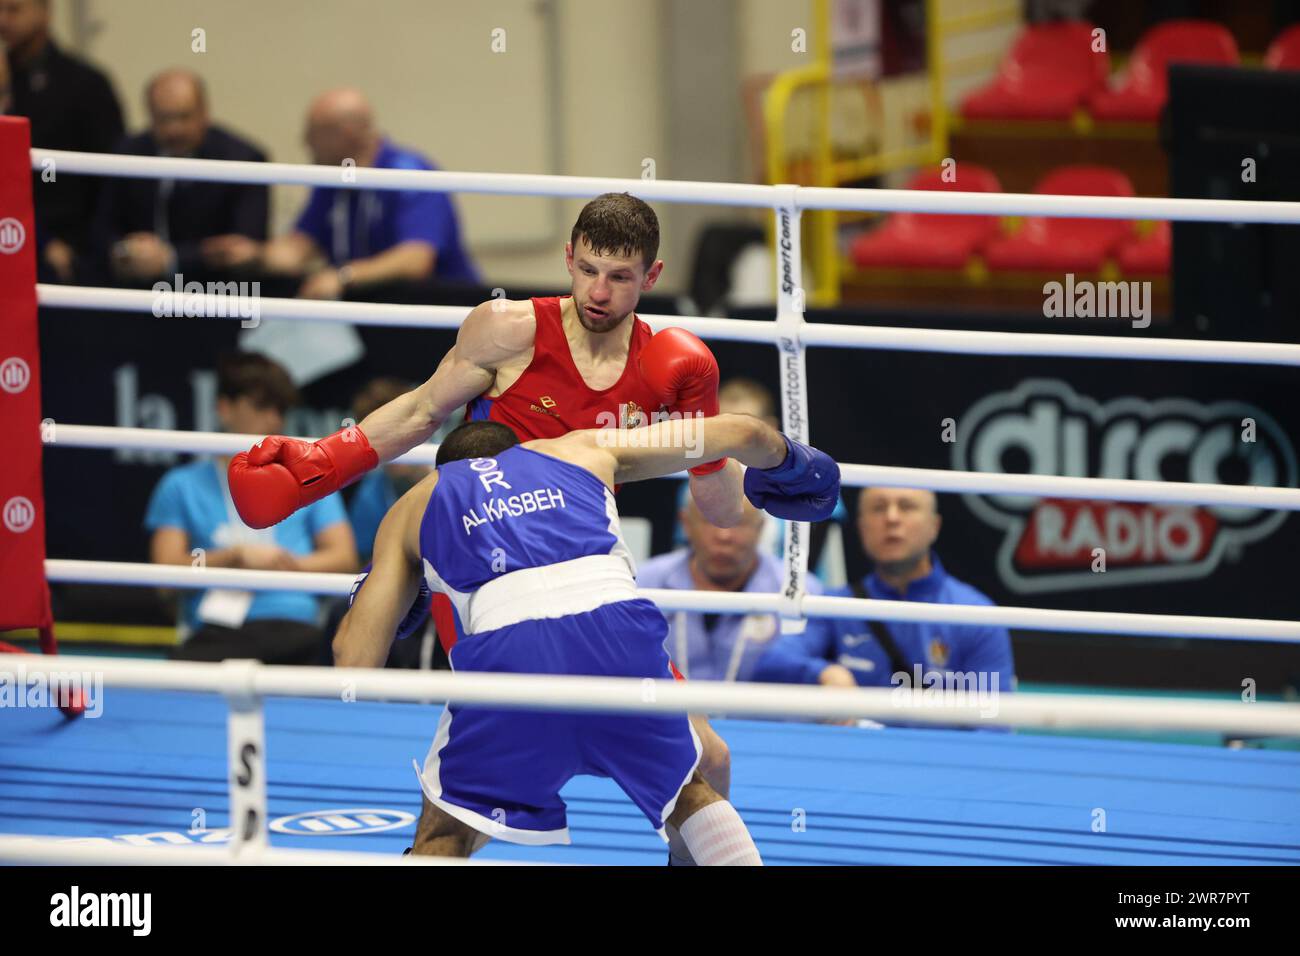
[743,434,840,522]
[347,563,432,641]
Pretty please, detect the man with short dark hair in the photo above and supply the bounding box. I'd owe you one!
[94,68,269,282]
[145,352,357,664]
[333,412,840,861]
[755,488,1015,722]
[1,0,123,280]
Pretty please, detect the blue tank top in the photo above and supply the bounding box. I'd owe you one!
[419,445,635,598]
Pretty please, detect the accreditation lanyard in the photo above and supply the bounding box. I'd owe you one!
[154,178,175,245]
[331,189,382,263]
[215,459,258,542]
[197,460,265,627]
[672,610,752,684]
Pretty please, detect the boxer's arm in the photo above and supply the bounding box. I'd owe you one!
[357,299,535,462]
[637,327,743,524]
[686,460,745,529]
[333,493,423,669]
[542,414,787,487]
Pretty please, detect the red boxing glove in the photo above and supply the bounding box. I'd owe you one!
[638,327,728,476]
[228,428,379,529]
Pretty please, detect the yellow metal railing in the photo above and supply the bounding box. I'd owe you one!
[763,0,1020,304]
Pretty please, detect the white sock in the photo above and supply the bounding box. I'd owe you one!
[678,800,762,866]
[666,824,696,866]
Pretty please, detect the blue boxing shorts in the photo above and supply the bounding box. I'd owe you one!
[414,598,702,845]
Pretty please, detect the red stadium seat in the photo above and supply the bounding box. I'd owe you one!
[983,166,1136,272]
[1265,24,1300,69]
[1087,20,1239,122]
[850,165,1003,270]
[960,21,1109,120]
[1117,221,1171,275]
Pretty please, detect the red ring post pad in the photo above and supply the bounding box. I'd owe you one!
[0,117,54,635]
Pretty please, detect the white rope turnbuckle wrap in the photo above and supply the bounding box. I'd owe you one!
[773,185,811,634]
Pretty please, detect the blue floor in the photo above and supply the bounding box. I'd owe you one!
[3,689,1298,864]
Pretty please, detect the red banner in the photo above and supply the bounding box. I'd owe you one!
[1013,498,1218,571]
[0,116,52,632]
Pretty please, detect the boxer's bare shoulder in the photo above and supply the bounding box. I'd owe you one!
[457,298,537,398]
[459,297,536,368]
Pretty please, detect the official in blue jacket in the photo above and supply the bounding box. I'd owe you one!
[755,488,1015,716]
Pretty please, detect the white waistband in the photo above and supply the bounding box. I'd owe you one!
[465,553,641,635]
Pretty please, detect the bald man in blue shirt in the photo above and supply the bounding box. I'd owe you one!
[755,488,1014,723]
[205,88,479,297]
[638,496,824,683]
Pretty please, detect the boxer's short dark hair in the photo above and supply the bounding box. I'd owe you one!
[216,351,298,413]
[571,192,659,270]
[436,420,520,466]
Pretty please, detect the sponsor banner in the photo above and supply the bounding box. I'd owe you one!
[954,379,1295,594]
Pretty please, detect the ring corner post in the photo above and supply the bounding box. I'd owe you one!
[0,116,58,665]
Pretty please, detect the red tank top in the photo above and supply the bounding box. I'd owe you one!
[437,295,685,665]
[464,295,666,439]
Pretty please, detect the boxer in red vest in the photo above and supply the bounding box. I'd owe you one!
[229,193,745,865]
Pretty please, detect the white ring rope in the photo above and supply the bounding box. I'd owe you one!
[31,148,1300,224]
[6,655,1298,735]
[46,423,1300,511]
[41,559,1300,643]
[5,655,1294,738]
[38,284,1300,368]
[0,836,522,867]
[49,424,441,466]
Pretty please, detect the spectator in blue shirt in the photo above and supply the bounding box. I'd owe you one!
[345,376,432,561]
[754,488,1014,725]
[145,351,358,663]
[637,496,824,683]
[205,87,480,296]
